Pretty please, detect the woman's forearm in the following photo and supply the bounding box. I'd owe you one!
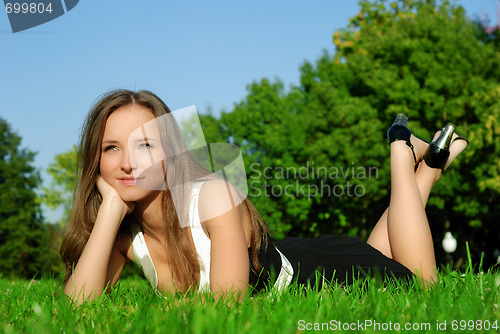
[64,197,127,303]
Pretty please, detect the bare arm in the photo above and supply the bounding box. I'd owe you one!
[199,180,250,300]
[64,177,133,303]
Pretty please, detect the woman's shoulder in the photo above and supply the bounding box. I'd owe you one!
[197,178,231,195]
[197,178,245,223]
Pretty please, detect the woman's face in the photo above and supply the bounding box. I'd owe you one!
[100,104,166,203]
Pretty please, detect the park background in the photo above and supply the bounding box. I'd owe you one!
[1,0,499,280]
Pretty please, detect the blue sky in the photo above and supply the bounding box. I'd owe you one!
[0,0,497,221]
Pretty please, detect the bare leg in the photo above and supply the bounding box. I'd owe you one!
[367,209,392,257]
[367,172,433,258]
[386,141,437,282]
[367,135,430,258]
[367,132,467,282]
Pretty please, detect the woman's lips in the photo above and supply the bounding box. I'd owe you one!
[118,178,141,186]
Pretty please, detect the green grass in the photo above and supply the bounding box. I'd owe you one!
[1,269,499,333]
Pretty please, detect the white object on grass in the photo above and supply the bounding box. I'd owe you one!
[442,232,457,253]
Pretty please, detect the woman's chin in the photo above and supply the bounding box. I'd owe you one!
[117,188,161,204]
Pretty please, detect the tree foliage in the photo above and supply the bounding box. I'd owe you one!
[42,145,78,226]
[0,118,59,278]
[202,0,500,269]
[326,0,500,267]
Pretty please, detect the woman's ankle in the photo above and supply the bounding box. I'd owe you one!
[390,141,416,171]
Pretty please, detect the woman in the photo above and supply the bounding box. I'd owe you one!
[61,90,468,303]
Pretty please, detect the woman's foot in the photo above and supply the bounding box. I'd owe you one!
[387,114,429,170]
[410,134,429,169]
[390,133,429,171]
[444,132,468,170]
[387,114,417,164]
[418,129,468,183]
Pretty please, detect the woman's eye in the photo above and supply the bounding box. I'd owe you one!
[103,145,118,152]
[138,143,153,149]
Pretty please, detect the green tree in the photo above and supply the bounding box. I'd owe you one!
[327,0,500,268]
[0,118,59,278]
[42,145,78,226]
[216,0,500,269]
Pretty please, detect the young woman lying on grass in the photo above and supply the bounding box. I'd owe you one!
[61,90,468,303]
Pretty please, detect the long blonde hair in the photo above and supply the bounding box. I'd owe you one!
[60,89,269,292]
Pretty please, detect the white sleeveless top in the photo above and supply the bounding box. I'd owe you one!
[130,180,293,296]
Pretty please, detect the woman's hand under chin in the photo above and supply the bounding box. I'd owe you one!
[97,176,135,215]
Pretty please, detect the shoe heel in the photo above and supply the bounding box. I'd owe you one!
[393,113,408,127]
[423,123,455,170]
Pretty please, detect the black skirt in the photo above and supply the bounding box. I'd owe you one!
[274,235,415,287]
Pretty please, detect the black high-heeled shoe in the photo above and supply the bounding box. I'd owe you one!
[387,114,417,164]
[423,123,455,170]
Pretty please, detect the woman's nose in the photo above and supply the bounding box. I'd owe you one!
[120,149,136,173]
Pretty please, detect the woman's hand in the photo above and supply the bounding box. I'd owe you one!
[96,176,135,215]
